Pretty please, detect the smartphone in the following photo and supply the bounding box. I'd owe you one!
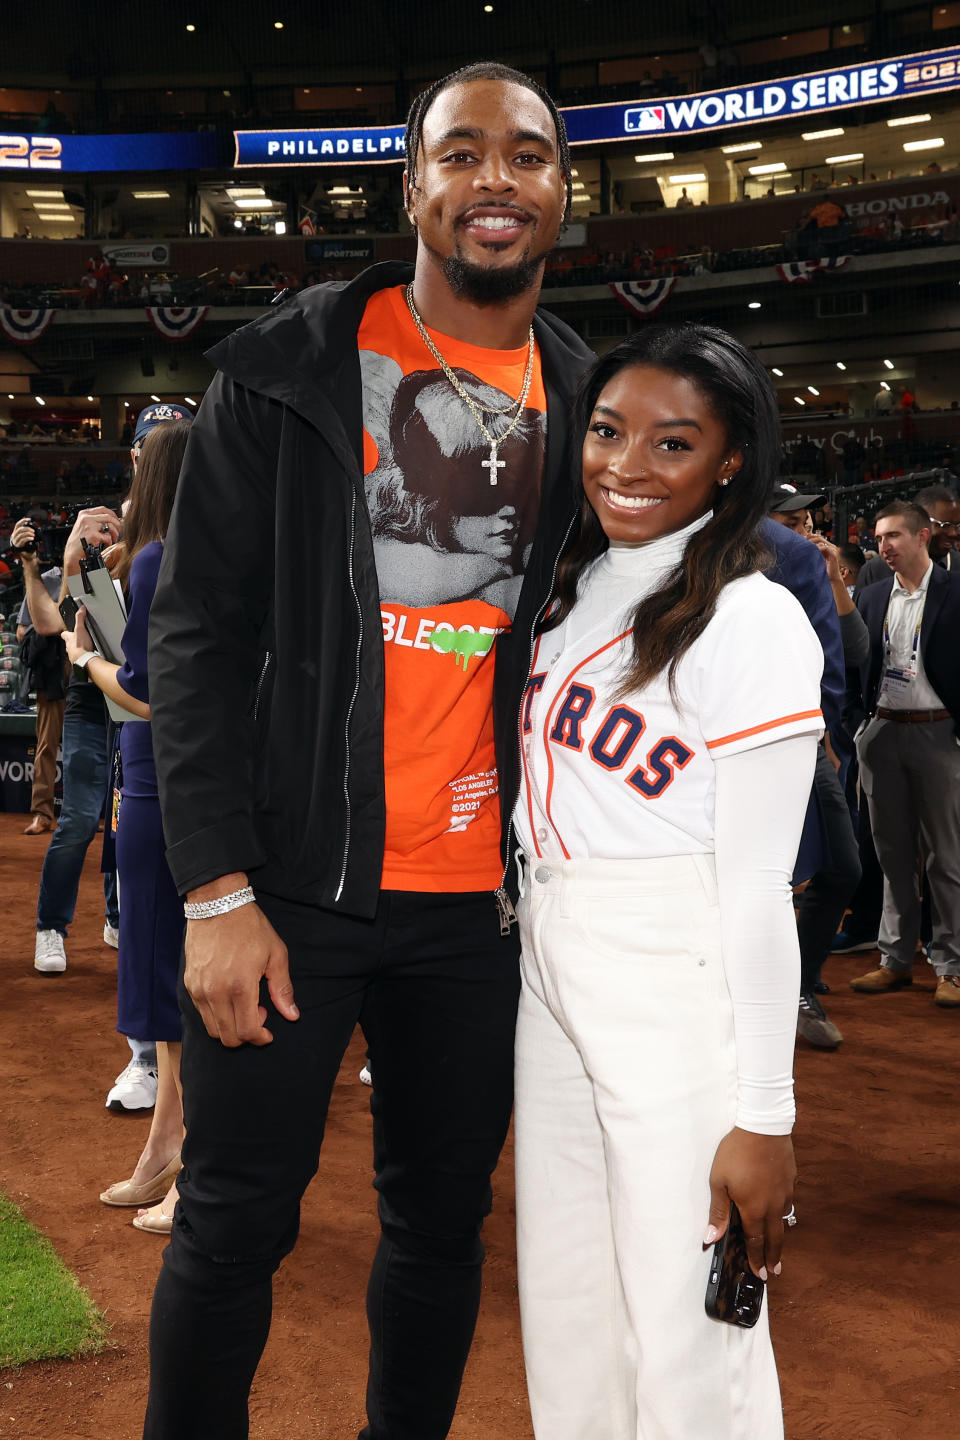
[704,1203,765,1328]
[58,595,80,632]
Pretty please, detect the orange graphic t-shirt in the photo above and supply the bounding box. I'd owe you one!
[357,285,546,891]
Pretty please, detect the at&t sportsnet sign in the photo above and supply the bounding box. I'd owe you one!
[564,44,960,144]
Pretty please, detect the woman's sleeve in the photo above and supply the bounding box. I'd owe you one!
[116,543,163,706]
[714,732,818,1135]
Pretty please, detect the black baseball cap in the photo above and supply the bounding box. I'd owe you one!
[769,482,826,513]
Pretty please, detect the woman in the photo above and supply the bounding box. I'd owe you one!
[62,419,192,1234]
[512,326,823,1438]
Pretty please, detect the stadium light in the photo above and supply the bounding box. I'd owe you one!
[884,359,894,369]
[150,395,161,402]
[635,152,674,163]
[771,368,784,377]
[668,172,706,184]
[807,386,820,395]
[825,153,863,164]
[903,137,945,152]
[880,381,891,391]
[748,301,762,309]
[793,396,806,405]
[184,397,197,406]
[836,361,846,370]
[748,162,787,175]
[887,113,931,127]
[721,142,762,154]
[802,128,844,141]
[35,397,45,405]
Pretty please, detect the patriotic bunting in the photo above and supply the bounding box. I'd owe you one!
[776,256,851,284]
[145,306,210,342]
[610,278,677,318]
[0,308,56,346]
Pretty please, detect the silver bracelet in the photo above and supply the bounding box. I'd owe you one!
[183,886,256,920]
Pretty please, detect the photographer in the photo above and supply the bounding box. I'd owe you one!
[16,558,66,835]
[11,506,125,997]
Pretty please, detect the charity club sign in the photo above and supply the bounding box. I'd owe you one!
[234,44,960,168]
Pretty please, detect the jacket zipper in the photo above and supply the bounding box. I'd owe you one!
[494,513,577,935]
[336,490,362,903]
[253,650,272,720]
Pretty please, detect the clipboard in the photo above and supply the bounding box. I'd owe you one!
[66,567,148,725]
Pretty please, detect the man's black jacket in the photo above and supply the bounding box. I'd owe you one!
[855,563,960,735]
[148,261,593,917]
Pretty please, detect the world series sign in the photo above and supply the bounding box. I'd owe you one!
[562,44,960,144]
[233,44,960,168]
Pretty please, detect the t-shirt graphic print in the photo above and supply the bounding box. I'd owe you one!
[358,285,545,890]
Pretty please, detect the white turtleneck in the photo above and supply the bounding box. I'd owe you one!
[515,510,822,1133]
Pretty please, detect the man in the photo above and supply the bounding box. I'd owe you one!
[144,63,591,1440]
[854,484,958,593]
[16,560,66,835]
[768,487,863,1049]
[851,501,960,1006]
[767,481,824,538]
[13,505,123,983]
[837,542,865,596]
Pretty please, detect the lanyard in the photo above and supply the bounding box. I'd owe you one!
[882,586,927,668]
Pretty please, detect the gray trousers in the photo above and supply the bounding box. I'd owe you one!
[857,717,960,977]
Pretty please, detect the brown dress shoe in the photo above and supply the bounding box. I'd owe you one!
[23,815,52,836]
[935,976,960,1008]
[850,966,913,993]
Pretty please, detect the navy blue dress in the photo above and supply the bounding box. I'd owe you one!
[115,541,184,1042]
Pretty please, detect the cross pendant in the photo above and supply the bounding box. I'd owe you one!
[482,442,505,485]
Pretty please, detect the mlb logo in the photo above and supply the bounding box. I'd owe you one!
[624,106,666,133]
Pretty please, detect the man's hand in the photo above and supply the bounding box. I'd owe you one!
[10,518,39,566]
[704,1127,796,1281]
[62,506,122,575]
[184,875,299,1048]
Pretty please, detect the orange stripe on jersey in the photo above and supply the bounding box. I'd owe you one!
[705,709,823,750]
[542,629,633,859]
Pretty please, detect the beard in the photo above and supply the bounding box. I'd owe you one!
[440,249,544,304]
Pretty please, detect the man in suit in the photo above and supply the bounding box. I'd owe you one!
[851,500,960,1006]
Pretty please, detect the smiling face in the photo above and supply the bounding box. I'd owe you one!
[405,79,566,304]
[581,365,741,545]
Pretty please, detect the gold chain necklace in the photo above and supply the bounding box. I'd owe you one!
[404,282,536,485]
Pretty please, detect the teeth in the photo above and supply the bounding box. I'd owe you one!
[604,490,664,510]
[470,215,522,230]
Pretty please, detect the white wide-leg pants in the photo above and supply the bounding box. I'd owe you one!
[514,854,784,1440]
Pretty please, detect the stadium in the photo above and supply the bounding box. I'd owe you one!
[1,4,957,1437]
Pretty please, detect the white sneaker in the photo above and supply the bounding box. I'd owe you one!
[34,929,66,975]
[105,1059,158,1112]
[103,923,119,949]
[359,1065,372,1087]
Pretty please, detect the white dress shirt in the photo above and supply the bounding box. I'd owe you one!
[879,561,944,710]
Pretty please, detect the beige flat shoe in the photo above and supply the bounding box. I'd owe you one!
[99,1152,181,1208]
[131,1200,176,1234]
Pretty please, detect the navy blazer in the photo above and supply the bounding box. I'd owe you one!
[761,518,846,754]
[856,563,960,734]
[760,518,847,882]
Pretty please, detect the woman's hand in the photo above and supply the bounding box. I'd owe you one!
[704,1127,796,1281]
[61,605,93,665]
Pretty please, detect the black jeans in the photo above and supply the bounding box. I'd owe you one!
[798,746,862,991]
[142,889,520,1440]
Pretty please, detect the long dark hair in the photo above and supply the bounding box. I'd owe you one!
[544,324,780,697]
[113,419,191,592]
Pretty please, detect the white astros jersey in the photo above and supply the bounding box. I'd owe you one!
[514,562,824,864]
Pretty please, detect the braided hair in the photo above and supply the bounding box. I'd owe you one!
[404,61,573,222]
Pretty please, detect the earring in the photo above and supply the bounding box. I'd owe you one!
[720,476,731,487]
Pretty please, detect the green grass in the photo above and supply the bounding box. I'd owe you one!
[0,1195,107,1368]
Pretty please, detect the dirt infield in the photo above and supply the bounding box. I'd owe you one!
[1,811,957,1439]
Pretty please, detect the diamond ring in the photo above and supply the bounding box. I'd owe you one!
[781,1204,797,1227]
